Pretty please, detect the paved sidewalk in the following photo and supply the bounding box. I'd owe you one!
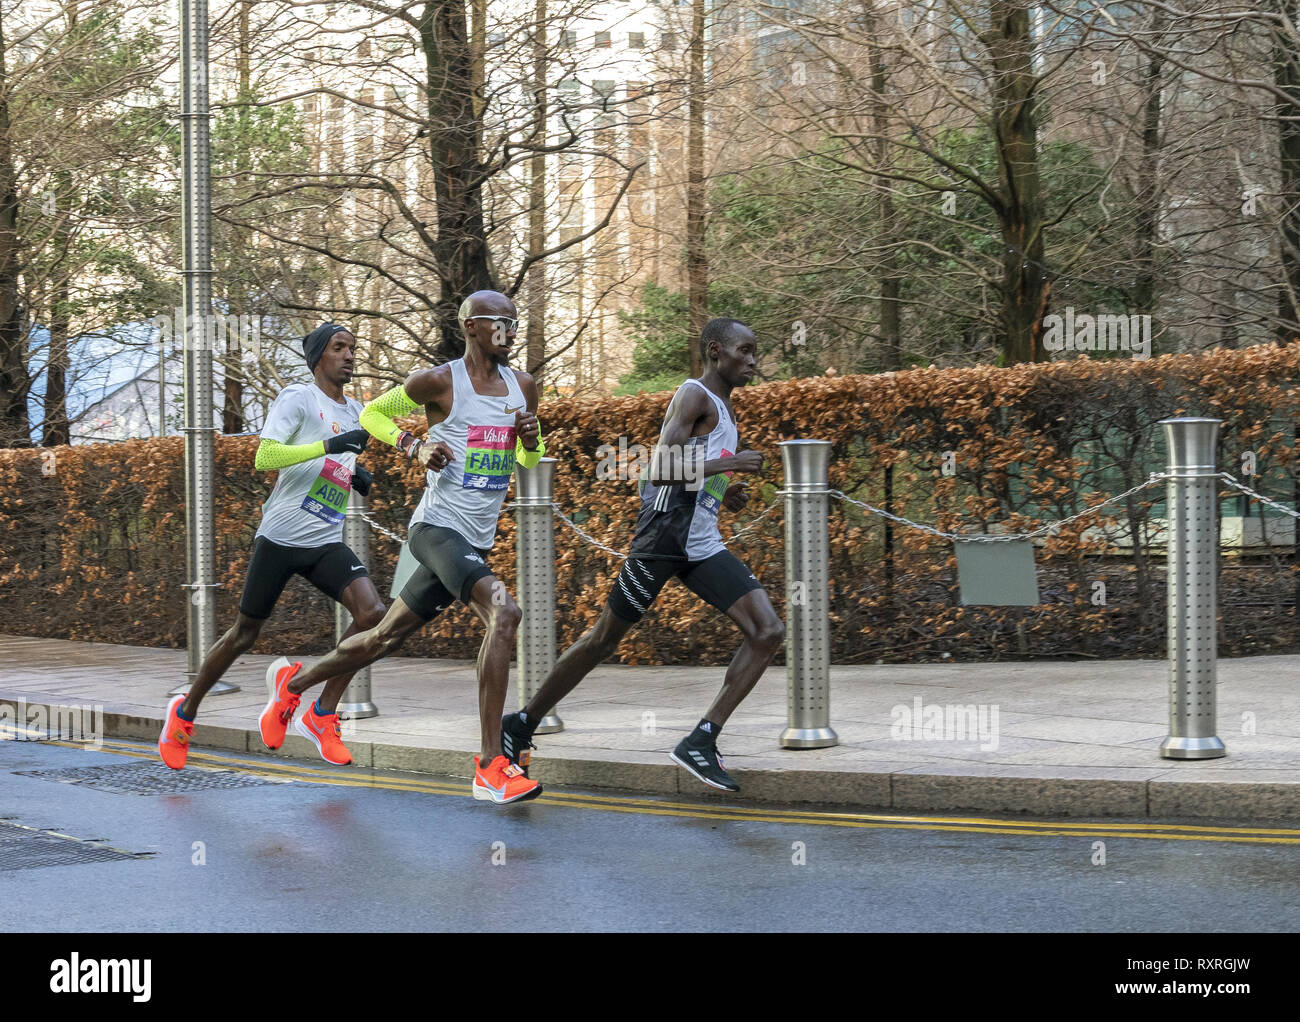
[1,634,1298,819]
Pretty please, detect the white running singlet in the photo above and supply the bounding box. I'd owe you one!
[410,358,526,549]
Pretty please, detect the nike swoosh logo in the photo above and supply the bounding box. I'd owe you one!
[504,405,524,414]
[478,776,506,797]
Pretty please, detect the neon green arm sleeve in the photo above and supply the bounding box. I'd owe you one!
[360,384,421,447]
[516,429,545,469]
[254,438,326,471]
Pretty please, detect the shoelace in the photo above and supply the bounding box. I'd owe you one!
[169,711,192,744]
[278,685,300,723]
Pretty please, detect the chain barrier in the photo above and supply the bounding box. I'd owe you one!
[546,503,629,560]
[364,472,1184,553]
[1218,473,1300,521]
[502,494,786,560]
[359,501,632,559]
[725,495,783,544]
[828,473,1169,543]
[356,509,407,545]
[500,500,630,559]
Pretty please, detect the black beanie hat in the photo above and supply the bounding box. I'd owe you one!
[303,322,347,371]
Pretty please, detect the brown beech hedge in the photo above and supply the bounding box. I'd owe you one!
[3,343,1298,665]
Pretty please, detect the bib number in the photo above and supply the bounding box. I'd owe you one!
[301,457,352,523]
[461,425,516,492]
[697,448,734,516]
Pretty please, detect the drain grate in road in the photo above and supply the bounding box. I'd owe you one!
[0,821,149,871]
[13,761,292,795]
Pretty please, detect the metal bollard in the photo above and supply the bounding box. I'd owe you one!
[335,490,377,719]
[779,440,838,748]
[515,457,563,734]
[1159,417,1225,759]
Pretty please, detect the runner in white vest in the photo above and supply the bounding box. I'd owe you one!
[159,324,387,771]
[269,291,545,805]
[500,318,784,793]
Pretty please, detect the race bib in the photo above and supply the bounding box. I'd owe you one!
[697,448,734,516]
[462,425,516,491]
[301,457,352,523]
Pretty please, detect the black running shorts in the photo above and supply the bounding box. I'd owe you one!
[399,523,494,621]
[606,549,764,624]
[239,537,368,620]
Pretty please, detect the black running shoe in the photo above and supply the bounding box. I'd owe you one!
[501,711,537,773]
[670,737,740,792]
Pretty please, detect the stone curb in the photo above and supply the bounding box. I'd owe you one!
[10,698,1299,821]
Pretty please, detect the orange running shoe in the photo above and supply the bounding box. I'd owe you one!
[258,657,302,750]
[473,754,542,804]
[158,695,194,770]
[295,701,352,765]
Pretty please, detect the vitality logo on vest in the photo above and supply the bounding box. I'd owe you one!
[49,953,151,1002]
[462,425,517,491]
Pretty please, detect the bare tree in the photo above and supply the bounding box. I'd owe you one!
[0,0,172,448]
[686,0,707,376]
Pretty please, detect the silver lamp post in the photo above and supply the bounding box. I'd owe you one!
[173,0,235,696]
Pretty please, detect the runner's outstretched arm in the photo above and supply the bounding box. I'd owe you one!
[359,384,421,446]
[254,436,367,471]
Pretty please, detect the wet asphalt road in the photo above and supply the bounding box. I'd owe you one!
[2,735,1299,933]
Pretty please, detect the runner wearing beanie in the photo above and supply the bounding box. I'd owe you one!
[158,324,385,769]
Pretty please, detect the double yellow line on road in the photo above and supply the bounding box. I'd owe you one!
[18,733,1300,846]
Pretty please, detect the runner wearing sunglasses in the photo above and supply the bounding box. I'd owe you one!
[262,291,545,804]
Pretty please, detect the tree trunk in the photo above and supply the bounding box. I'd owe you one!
[43,272,69,446]
[1132,8,1165,321]
[224,0,252,434]
[525,0,546,380]
[686,0,708,376]
[0,13,30,447]
[470,0,486,159]
[989,1,1047,364]
[420,0,494,362]
[865,1,900,370]
[42,3,82,447]
[43,164,71,446]
[1274,0,1300,344]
